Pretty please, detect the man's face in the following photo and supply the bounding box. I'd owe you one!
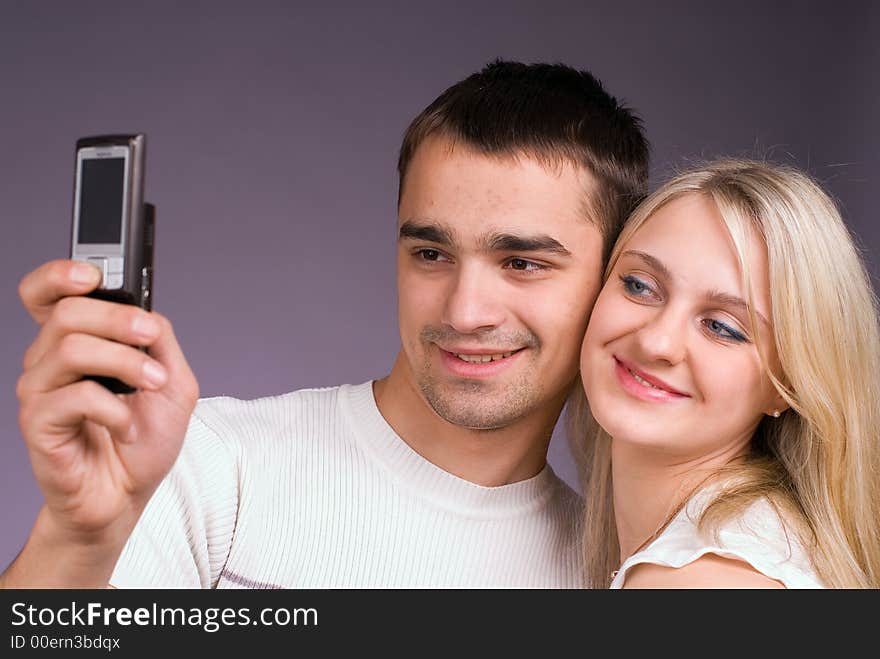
[396,136,605,430]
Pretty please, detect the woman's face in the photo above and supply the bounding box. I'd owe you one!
[580,193,784,459]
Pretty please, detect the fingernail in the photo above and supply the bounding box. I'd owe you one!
[142,361,167,388]
[132,315,159,339]
[71,262,101,285]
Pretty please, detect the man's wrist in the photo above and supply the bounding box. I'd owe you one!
[2,506,134,588]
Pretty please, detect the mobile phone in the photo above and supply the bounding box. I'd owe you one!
[70,134,155,394]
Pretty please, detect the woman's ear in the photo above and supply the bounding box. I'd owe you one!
[764,393,790,418]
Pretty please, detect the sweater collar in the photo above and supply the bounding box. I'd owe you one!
[340,380,561,518]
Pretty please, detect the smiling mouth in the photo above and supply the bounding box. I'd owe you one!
[614,356,690,397]
[628,368,660,389]
[451,348,524,363]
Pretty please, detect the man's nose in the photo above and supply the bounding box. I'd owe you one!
[440,264,507,334]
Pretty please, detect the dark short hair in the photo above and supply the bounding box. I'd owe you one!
[397,59,650,261]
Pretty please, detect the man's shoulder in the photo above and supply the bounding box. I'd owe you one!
[186,381,371,451]
[195,382,347,418]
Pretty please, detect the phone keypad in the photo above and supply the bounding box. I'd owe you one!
[106,256,124,289]
[84,256,124,290]
[86,257,108,285]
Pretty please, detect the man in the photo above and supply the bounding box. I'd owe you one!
[2,60,649,588]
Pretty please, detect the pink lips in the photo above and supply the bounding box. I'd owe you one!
[613,356,690,402]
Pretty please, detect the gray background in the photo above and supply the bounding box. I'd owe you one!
[2,0,877,571]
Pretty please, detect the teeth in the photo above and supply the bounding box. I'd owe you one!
[455,351,515,363]
[629,369,659,389]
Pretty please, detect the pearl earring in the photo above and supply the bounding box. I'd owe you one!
[772,410,781,418]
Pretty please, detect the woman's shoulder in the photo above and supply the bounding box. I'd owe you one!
[621,553,785,588]
[611,489,825,589]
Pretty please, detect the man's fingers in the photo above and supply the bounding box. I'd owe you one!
[144,313,200,402]
[19,260,102,323]
[17,333,168,399]
[23,297,161,370]
[20,381,134,456]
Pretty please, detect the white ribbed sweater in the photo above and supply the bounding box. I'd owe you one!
[110,381,584,588]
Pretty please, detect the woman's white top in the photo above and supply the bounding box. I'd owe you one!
[610,487,825,588]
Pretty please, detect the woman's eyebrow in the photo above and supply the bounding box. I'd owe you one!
[703,290,770,328]
[621,249,770,328]
[620,250,672,279]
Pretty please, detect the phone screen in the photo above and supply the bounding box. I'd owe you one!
[77,157,125,244]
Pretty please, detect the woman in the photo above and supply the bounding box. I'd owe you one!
[568,159,880,588]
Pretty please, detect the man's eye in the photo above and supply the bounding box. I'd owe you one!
[417,249,445,261]
[505,258,545,272]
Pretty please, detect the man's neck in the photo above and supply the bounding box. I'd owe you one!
[372,356,565,487]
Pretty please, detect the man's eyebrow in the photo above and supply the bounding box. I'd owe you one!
[398,222,571,257]
[398,220,455,246]
[620,250,770,328]
[483,233,571,256]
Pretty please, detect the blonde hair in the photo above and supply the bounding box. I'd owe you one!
[568,159,880,588]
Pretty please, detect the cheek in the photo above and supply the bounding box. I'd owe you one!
[398,264,443,310]
[396,271,439,347]
[396,281,419,333]
[692,348,768,411]
[580,291,635,369]
[530,281,597,355]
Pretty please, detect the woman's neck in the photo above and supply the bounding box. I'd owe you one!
[611,439,750,563]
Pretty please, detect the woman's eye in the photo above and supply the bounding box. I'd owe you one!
[620,274,653,297]
[703,318,748,343]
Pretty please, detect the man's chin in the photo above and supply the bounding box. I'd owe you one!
[423,377,505,402]
[432,407,516,431]
[420,384,528,430]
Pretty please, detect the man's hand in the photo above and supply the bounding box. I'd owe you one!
[3,259,199,587]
